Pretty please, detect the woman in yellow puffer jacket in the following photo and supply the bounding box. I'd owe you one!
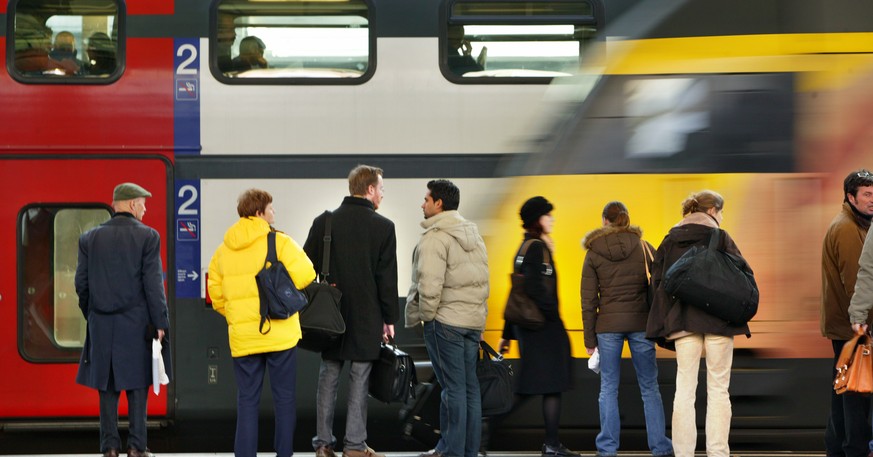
[208,189,316,457]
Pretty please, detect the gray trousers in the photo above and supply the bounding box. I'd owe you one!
[312,359,373,451]
[99,387,148,453]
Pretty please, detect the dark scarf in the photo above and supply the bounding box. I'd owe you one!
[846,201,873,230]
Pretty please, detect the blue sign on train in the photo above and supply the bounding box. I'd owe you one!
[174,38,202,299]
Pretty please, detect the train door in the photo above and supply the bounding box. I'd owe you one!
[0,156,171,424]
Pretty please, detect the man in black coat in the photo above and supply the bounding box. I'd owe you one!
[304,165,398,457]
[76,182,171,457]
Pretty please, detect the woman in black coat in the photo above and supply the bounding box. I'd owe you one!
[495,196,578,457]
[646,190,751,457]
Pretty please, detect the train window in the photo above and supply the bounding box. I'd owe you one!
[8,0,123,83]
[213,0,373,84]
[19,206,110,362]
[444,0,598,83]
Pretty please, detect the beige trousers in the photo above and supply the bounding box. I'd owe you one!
[672,333,734,457]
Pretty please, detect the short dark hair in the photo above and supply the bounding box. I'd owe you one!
[237,189,272,218]
[844,169,873,201]
[427,179,460,211]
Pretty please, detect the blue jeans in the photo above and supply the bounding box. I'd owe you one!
[596,332,672,457]
[233,348,298,457]
[312,359,373,451]
[423,320,482,457]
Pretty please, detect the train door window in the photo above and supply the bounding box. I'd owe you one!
[8,0,122,83]
[212,0,374,84]
[443,0,599,83]
[19,206,111,362]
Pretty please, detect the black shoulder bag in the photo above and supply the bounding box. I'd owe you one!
[299,212,347,351]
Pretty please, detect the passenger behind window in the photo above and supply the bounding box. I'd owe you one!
[232,36,268,72]
[14,15,54,75]
[216,13,237,73]
[447,25,486,76]
[85,32,116,76]
[50,31,84,75]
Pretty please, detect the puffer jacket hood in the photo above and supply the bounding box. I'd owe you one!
[582,224,644,262]
[223,216,270,251]
[421,210,480,252]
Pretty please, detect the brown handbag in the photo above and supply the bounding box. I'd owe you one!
[834,330,873,395]
[503,240,547,330]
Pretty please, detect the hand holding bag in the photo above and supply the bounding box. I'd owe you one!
[477,340,513,416]
[834,329,873,395]
[503,239,547,330]
[369,336,417,403]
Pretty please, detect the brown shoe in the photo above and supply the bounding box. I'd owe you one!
[316,446,337,457]
[127,448,154,457]
[343,447,385,457]
[103,449,119,457]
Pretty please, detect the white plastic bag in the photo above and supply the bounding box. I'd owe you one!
[152,339,169,395]
[588,347,601,374]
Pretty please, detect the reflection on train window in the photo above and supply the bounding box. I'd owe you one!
[445,0,598,81]
[214,0,372,83]
[19,206,110,362]
[10,0,122,82]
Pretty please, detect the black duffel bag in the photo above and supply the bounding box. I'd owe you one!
[298,210,346,352]
[369,337,417,403]
[477,340,513,417]
[663,228,758,325]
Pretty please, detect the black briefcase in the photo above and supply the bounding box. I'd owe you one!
[369,338,417,403]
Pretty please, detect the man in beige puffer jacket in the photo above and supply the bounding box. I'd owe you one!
[406,179,488,457]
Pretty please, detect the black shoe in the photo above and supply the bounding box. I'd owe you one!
[542,443,580,457]
[103,449,119,457]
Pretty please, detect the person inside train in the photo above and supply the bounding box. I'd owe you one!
[232,36,269,72]
[13,16,55,75]
[447,25,485,76]
[207,189,316,457]
[86,32,117,76]
[490,196,580,457]
[216,12,237,73]
[822,169,873,457]
[646,190,751,457]
[49,31,83,75]
[581,201,673,457]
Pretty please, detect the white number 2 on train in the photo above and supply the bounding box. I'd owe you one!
[176,44,198,75]
[178,185,199,216]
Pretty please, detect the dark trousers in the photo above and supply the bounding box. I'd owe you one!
[99,387,148,453]
[232,347,298,457]
[825,339,871,457]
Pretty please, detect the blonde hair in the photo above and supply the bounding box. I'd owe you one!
[681,190,724,216]
[348,164,383,196]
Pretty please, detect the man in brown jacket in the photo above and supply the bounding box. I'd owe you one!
[821,169,873,457]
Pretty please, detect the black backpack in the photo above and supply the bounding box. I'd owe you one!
[663,228,758,325]
[256,231,308,335]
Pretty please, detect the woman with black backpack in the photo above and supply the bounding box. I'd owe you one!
[646,190,752,457]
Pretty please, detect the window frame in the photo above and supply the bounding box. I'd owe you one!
[209,0,377,86]
[6,0,126,85]
[17,203,112,363]
[440,0,602,85]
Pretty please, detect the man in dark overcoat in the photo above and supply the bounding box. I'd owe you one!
[304,165,398,457]
[76,182,171,457]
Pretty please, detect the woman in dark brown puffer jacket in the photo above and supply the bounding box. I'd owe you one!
[581,201,672,457]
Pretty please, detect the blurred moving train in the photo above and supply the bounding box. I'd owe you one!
[3,0,873,452]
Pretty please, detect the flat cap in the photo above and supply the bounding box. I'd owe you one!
[113,182,152,201]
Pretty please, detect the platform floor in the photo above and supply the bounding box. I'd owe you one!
[0,453,829,457]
